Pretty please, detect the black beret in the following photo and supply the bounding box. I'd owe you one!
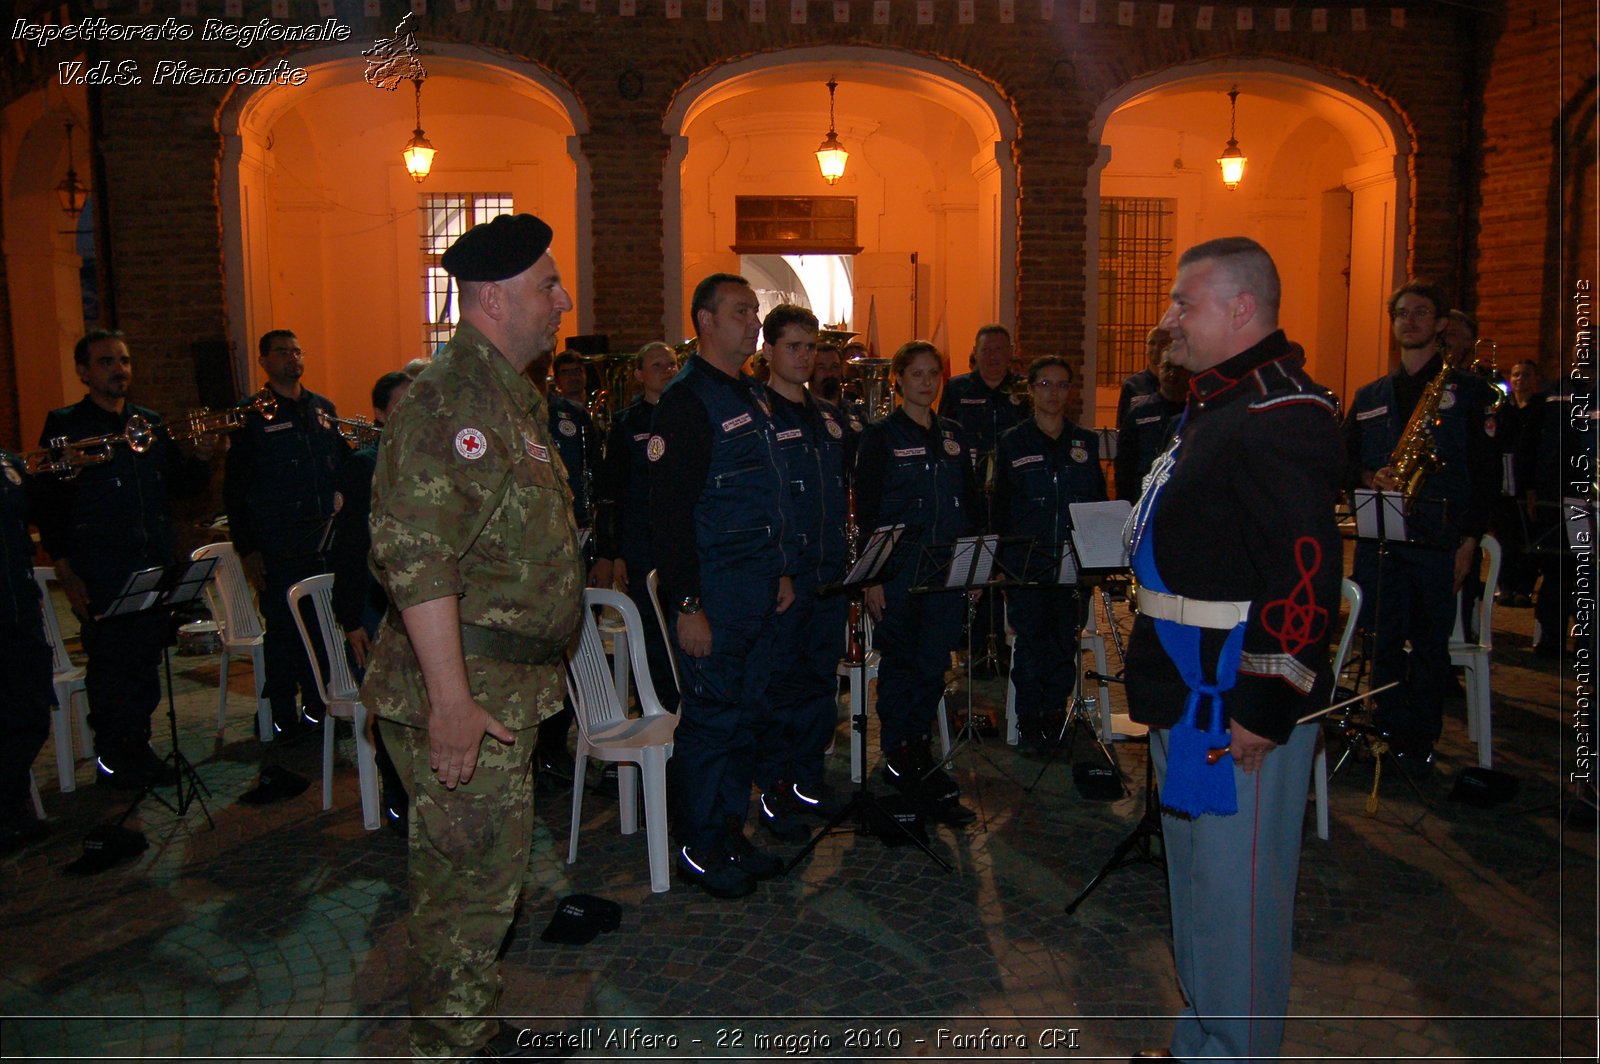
[440,213,553,282]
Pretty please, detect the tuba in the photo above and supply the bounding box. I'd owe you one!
[844,356,895,420]
[580,351,639,435]
[1388,336,1458,504]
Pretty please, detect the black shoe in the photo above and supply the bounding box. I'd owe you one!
[1392,747,1436,781]
[676,844,757,898]
[789,780,849,819]
[95,745,175,790]
[271,709,315,743]
[723,826,785,880]
[463,1022,576,1061]
[882,745,922,799]
[757,785,810,842]
[381,786,409,835]
[923,795,977,826]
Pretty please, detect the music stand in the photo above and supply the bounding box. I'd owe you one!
[1063,669,1162,914]
[788,524,954,874]
[915,534,1019,805]
[1016,501,1133,788]
[1330,489,1432,811]
[99,557,219,827]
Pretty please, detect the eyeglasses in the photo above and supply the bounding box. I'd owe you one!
[1390,307,1436,321]
[1030,379,1072,391]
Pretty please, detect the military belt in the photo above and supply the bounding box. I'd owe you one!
[1131,587,1251,631]
[459,623,562,666]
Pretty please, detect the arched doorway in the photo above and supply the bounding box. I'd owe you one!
[1,84,95,446]
[218,45,588,415]
[662,48,1017,358]
[1087,59,1410,421]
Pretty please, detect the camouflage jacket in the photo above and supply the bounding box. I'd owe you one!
[361,322,583,731]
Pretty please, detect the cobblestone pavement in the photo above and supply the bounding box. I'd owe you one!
[1,591,1594,1061]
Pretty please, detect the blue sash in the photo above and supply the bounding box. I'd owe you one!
[1127,420,1243,818]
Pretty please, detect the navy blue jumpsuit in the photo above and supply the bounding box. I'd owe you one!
[994,417,1106,738]
[755,391,851,793]
[854,408,975,754]
[648,356,789,852]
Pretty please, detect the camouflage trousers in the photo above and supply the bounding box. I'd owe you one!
[379,717,537,1062]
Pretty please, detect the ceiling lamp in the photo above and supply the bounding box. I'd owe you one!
[815,77,848,185]
[1216,85,1247,191]
[55,120,88,215]
[402,76,436,183]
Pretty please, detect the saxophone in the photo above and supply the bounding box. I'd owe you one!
[1388,336,1457,504]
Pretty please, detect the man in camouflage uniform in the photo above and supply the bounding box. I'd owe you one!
[362,213,582,1062]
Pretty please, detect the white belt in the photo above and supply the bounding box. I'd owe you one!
[1133,587,1251,630]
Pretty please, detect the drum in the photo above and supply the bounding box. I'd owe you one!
[177,619,222,656]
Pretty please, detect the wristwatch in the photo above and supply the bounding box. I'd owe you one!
[677,596,703,616]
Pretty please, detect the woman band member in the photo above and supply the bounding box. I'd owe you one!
[855,340,980,824]
[994,356,1107,755]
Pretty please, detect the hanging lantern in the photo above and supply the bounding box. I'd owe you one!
[1216,85,1247,191]
[815,77,848,185]
[402,77,436,183]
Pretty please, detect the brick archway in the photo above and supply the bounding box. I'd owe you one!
[1086,57,1411,413]
[661,46,1019,351]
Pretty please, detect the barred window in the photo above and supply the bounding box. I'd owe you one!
[421,192,514,357]
[1097,197,1175,387]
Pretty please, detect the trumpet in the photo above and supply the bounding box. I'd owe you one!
[333,415,383,449]
[170,387,279,444]
[22,414,156,478]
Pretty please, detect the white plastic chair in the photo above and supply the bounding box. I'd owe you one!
[191,542,272,742]
[565,587,678,893]
[1312,578,1365,841]
[33,567,89,792]
[643,569,684,695]
[1449,535,1502,768]
[285,574,380,831]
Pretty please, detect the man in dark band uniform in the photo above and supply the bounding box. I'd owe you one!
[1343,281,1498,772]
[937,324,1026,466]
[592,341,680,708]
[33,329,212,787]
[224,329,346,739]
[750,305,852,838]
[1125,237,1342,1060]
[649,273,792,898]
[1116,351,1190,502]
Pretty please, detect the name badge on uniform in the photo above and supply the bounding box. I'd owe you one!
[265,421,295,433]
[776,428,803,441]
[1135,414,1163,427]
[632,432,652,443]
[524,435,550,462]
[893,446,926,457]
[558,418,578,437]
[1355,406,1388,421]
[960,397,986,405]
[721,413,752,433]
[943,438,962,456]
[1070,445,1090,463]
[1011,454,1043,468]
